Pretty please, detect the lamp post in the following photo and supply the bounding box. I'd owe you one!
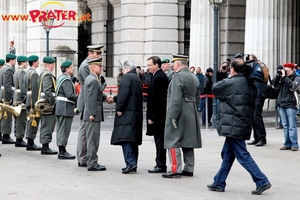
[209,0,223,129]
[41,17,55,56]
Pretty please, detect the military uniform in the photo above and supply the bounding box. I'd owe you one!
[163,55,202,178]
[84,58,106,171]
[39,56,57,155]
[13,55,28,147]
[24,55,42,151]
[77,45,103,167]
[55,60,77,159]
[0,53,16,144]
[0,59,5,142]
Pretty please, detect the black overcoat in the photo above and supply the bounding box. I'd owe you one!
[111,69,143,145]
[146,69,168,136]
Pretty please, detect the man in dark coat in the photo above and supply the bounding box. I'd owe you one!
[111,60,143,174]
[146,56,169,173]
[163,54,202,178]
[55,60,77,159]
[207,58,271,195]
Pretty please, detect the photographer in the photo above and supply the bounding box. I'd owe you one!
[217,62,229,82]
[273,62,300,151]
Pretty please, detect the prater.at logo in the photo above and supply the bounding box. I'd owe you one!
[1,1,91,28]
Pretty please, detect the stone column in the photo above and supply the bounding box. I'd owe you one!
[145,0,178,65]
[189,0,213,69]
[110,0,121,77]
[0,0,8,57]
[87,0,108,66]
[244,0,279,77]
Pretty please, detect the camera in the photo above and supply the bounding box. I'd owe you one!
[222,65,227,70]
[234,52,244,59]
[277,69,285,76]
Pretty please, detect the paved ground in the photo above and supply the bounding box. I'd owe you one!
[0,103,299,200]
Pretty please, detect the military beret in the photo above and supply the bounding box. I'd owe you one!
[283,62,295,68]
[17,55,28,62]
[87,45,104,53]
[161,58,170,64]
[43,56,55,64]
[6,53,16,59]
[0,59,5,66]
[172,54,189,63]
[28,55,39,62]
[61,60,72,68]
[87,58,102,66]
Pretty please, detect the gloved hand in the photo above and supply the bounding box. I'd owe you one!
[171,119,177,129]
[100,76,105,84]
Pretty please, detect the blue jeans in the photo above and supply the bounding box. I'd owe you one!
[213,137,269,189]
[279,107,299,148]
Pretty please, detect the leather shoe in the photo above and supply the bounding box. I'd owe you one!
[207,184,225,192]
[181,170,193,177]
[162,171,181,178]
[291,147,299,151]
[58,151,76,159]
[247,140,258,145]
[41,148,58,155]
[122,166,137,172]
[280,146,291,150]
[15,140,27,147]
[26,144,42,151]
[122,166,137,174]
[148,166,166,173]
[0,134,2,141]
[2,137,15,144]
[255,140,265,147]
[88,164,106,171]
[251,183,271,195]
[78,163,87,167]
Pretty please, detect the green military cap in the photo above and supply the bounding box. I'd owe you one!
[61,60,72,68]
[43,56,55,64]
[6,53,16,59]
[87,58,102,66]
[161,58,170,63]
[17,55,28,62]
[172,54,189,63]
[28,55,39,62]
[0,59,5,66]
[87,45,104,53]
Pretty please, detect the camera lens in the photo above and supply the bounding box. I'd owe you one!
[222,65,227,70]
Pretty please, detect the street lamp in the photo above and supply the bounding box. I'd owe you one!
[41,17,55,56]
[209,0,223,129]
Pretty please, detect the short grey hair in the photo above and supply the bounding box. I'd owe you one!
[123,60,136,70]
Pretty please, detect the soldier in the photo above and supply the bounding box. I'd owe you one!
[24,55,42,151]
[0,53,17,144]
[55,60,77,159]
[0,59,5,142]
[161,58,174,82]
[13,55,28,147]
[84,57,111,171]
[39,56,57,155]
[77,45,103,167]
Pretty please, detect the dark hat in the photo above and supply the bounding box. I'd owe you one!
[277,65,283,70]
[206,68,213,73]
[0,59,5,66]
[172,54,189,63]
[17,55,28,62]
[87,58,102,66]
[28,55,39,62]
[87,45,104,53]
[283,62,295,68]
[61,60,72,68]
[161,58,170,63]
[43,56,55,64]
[6,53,16,59]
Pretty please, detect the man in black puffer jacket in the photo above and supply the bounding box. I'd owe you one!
[207,58,271,195]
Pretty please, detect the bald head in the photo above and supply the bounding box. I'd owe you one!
[231,58,246,73]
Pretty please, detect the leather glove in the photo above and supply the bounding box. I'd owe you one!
[171,119,177,129]
[100,76,105,84]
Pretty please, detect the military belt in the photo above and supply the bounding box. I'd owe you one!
[41,92,55,96]
[1,86,15,90]
[184,96,197,102]
[56,96,75,104]
[27,91,32,94]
